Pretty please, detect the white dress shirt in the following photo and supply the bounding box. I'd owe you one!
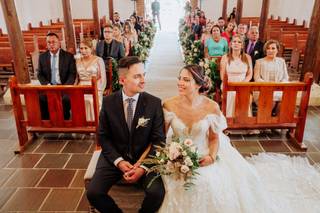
[113,91,140,167]
[50,49,61,84]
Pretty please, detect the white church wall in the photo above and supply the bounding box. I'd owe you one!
[114,0,135,21]
[0,0,315,34]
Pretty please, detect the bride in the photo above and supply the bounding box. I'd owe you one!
[158,64,320,213]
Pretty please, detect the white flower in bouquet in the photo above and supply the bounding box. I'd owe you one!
[180,165,190,173]
[169,142,181,160]
[184,156,193,166]
[205,69,211,76]
[194,48,198,52]
[182,151,187,156]
[193,53,197,56]
[183,138,193,146]
[204,63,209,69]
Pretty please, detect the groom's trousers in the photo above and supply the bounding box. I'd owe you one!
[86,154,165,213]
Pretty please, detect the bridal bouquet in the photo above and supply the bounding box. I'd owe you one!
[143,137,200,190]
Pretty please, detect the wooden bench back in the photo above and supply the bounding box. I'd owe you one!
[9,76,99,152]
[222,72,313,148]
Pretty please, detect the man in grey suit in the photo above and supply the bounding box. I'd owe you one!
[96,24,125,62]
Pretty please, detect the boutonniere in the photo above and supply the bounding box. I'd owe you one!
[254,50,259,55]
[136,117,150,129]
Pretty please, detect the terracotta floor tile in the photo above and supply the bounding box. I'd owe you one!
[35,153,70,168]
[76,191,90,211]
[37,169,76,187]
[307,152,320,164]
[61,140,92,154]
[0,129,15,140]
[259,140,291,153]
[22,138,44,153]
[1,188,50,211]
[0,187,16,209]
[0,169,15,186]
[6,154,43,168]
[59,133,84,140]
[65,154,92,169]
[232,141,264,153]
[70,170,86,187]
[4,169,46,187]
[285,140,318,153]
[243,133,268,141]
[228,134,243,141]
[0,112,13,119]
[40,188,83,211]
[0,153,15,168]
[34,140,67,153]
[0,140,19,154]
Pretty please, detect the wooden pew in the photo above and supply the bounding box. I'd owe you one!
[222,72,313,150]
[9,76,99,153]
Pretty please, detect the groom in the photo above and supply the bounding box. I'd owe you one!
[86,56,165,213]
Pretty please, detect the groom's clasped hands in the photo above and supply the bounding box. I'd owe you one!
[118,160,145,183]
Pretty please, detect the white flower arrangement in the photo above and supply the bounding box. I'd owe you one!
[136,117,150,129]
[143,137,200,190]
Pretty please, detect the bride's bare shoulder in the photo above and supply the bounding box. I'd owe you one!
[163,96,179,111]
[203,96,221,114]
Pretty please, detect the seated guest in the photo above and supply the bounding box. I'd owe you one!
[217,17,226,32]
[200,21,213,44]
[130,15,142,34]
[113,23,130,56]
[96,24,125,62]
[37,32,76,120]
[221,22,236,44]
[199,11,207,27]
[192,15,203,40]
[76,38,106,120]
[237,23,248,40]
[220,34,253,117]
[205,25,228,58]
[254,39,289,114]
[244,26,264,68]
[123,21,138,54]
[113,12,124,27]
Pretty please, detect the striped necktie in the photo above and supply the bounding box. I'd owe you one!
[126,98,135,131]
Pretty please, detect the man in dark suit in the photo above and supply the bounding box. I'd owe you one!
[37,32,76,119]
[244,26,264,69]
[113,12,124,27]
[96,24,125,62]
[87,56,165,213]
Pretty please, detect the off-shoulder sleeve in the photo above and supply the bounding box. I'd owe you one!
[163,109,175,124]
[206,113,228,133]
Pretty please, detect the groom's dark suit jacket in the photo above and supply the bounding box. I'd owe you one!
[98,90,165,165]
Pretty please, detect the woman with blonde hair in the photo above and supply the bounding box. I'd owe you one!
[220,34,253,117]
[123,21,138,55]
[76,38,106,120]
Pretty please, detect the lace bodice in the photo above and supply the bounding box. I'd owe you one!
[164,110,227,156]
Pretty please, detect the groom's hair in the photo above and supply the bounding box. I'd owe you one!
[118,56,142,75]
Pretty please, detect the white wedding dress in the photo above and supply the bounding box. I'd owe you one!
[158,110,320,213]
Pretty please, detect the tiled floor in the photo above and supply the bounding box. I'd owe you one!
[0,32,320,212]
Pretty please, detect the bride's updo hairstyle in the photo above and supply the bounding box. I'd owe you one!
[182,64,212,94]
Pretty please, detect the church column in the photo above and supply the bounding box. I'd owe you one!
[0,0,30,83]
[92,0,100,39]
[303,0,320,83]
[108,0,114,21]
[222,0,228,20]
[61,0,76,53]
[235,0,243,24]
[259,0,270,42]
[136,0,145,17]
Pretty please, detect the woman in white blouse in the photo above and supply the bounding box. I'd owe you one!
[253,39,289,114]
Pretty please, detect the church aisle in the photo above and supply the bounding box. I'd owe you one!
[144,31,184,99]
